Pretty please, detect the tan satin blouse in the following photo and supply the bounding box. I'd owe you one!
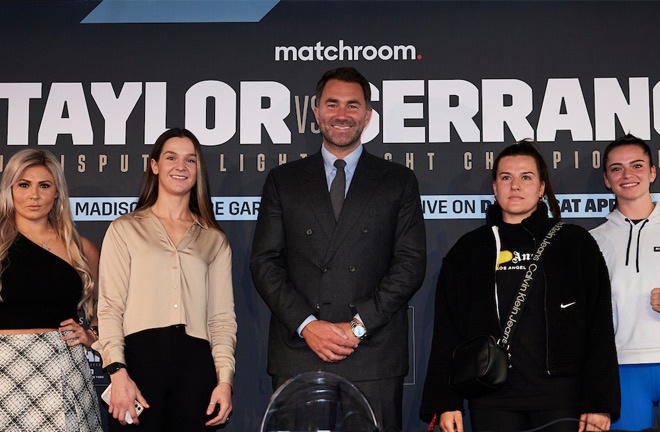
[92,208,237,385]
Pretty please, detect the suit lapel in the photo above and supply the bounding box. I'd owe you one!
[324,151,385,260]
[300,153,336,239]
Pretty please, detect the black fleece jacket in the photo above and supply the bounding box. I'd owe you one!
[420,203,620,422]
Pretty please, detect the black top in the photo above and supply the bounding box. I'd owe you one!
[0,234,82,329]
[470,222,579,411]
[419,202,620,421]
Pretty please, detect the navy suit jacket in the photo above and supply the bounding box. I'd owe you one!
[250,149,426,381]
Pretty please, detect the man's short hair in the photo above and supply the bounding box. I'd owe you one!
[315,67,371,108]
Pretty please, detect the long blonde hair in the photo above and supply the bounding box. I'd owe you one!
[0,149,95,321]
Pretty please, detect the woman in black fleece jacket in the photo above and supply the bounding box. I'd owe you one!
[420,141,619,432]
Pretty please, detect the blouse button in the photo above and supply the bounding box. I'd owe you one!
[306,229,313,235]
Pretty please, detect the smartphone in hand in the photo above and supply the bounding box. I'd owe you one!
[100,384,144,424]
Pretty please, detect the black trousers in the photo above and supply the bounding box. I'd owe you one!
[470,408,581,432]
[109,325,218,432]
[271,374,403,432]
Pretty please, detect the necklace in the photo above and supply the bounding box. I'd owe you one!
[21,228,54,251]
[40,241,51,252]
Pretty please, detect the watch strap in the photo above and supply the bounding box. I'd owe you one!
[105,362,127,375]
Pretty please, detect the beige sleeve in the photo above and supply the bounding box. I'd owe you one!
[207,233,237,385]
[92,220,130,367]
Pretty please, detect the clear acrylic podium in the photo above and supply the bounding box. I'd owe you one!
[259,371,380,432]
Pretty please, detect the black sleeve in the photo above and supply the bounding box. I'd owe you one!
[420,250,466,421]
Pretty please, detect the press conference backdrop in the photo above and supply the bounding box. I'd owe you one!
[1,1,658,430]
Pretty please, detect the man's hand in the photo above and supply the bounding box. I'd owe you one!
[336,321,363,345]
[301,320,357,362]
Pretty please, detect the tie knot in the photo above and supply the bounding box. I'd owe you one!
[334,159,346,170]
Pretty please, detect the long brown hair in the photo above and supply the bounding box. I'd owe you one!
[135,128,220,230]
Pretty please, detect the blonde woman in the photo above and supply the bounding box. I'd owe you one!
[0,149,102,431]
[94,128,237,431]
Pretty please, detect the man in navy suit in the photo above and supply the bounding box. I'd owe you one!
[250,67,426,431]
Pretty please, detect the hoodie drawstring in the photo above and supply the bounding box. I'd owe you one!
[624,218,649,273]
[624,220,633,268]
[635,219,649,273]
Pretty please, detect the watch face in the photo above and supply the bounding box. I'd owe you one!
[353,325,366,338]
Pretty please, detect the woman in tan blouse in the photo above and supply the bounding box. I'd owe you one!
[93,128,237,431]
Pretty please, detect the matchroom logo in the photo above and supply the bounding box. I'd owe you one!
[274,40,421,61]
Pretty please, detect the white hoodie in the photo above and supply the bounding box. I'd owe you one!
[590,203,660,364]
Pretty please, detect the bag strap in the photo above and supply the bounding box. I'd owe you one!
[498,222,564,349]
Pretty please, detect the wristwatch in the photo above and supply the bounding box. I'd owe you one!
[350,319,367,340]
[105,362,127,375]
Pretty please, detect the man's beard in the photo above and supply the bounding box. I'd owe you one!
[320,121,364,150]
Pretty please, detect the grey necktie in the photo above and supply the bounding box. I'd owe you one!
[330,159,346,221]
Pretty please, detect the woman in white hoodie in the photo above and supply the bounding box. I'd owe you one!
[590,134,660,431]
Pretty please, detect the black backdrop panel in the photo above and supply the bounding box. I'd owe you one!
[1,1,657,430]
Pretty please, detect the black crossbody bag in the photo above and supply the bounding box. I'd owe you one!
[448,222,564,398]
